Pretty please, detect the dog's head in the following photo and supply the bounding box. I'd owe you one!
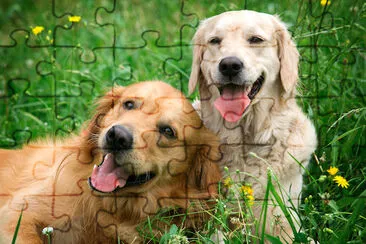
[86,81,221,195]
[189,10,299,123]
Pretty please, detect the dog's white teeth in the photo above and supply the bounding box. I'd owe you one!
[94,164,97,169]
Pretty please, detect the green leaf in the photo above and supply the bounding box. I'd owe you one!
[264,234,283,244]
[328,200,339,212]
[294,232,308,243]
[169,224,178,235]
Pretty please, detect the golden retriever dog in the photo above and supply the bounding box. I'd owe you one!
[0,81,221,243]
[188,10,317,241]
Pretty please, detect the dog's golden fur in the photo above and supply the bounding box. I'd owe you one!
[0,81,221,243]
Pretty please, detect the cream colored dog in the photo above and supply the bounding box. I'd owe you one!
[188,10,317,241]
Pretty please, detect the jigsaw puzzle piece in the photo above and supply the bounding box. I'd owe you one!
[54,21,114,64]
[0,79,57,148]
[162,41,198,96]
[47,47,131,93]
[0,128,32,149]
[0,27,55,95]
[0,0,60,47]
[21,143,96,235]
[94,194,149,242]
[112,34,184,88]
[96,1,197,47]
[52,0,115,51]
[300,77,364,119]
[0,77,88,143]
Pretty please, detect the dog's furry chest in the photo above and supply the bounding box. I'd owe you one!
[217,125,276,170]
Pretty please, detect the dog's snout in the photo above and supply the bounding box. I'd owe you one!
[105,125,133,151]
[219,56,243,77]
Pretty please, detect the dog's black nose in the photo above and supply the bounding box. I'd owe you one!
[219,56,243,77]
[105,125,133,151]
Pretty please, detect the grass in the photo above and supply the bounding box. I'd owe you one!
[1,0,365,243]
[11,210,22,244]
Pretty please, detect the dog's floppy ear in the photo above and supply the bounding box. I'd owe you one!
[188,133,222,195]
[188,26,205,95]
[85,86,125,142]
[274,16,299,96]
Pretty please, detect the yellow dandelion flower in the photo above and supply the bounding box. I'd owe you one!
[320,0,331,6]
[240,185,254,196]
[68,16,81,23]
[247,195,254,201]
[327,166,339,176]
[247,195,255,206]
[333,176,349,188]
[223,177,232,187]
[32,26,44,35]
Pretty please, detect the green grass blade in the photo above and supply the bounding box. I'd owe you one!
[326,126,365,147]
[268,180,297,234]
[259,172,272,244]
[327,107,366,132]
[264,234,283,244]
[11,210,23,244]
[18,110,45,126]
[340,190,366,242]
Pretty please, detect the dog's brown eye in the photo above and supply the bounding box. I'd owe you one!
[123,100,135,110]
[158,125,176,139]
[248,36,264,44]
[209,37,222,45]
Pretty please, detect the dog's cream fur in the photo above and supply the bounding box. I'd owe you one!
[189,10,317,240]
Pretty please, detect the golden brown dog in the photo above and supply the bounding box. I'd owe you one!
[0,81,221,243]
[188,10,317,241]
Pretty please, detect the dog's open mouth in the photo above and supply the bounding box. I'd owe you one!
[214,74,264,123]
[88,153,155,193]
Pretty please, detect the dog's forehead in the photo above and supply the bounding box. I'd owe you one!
[123,82,181,100]
[122,81,194,115]
[123,81,179,97]
[153,97,197,121]
[203,10,276,37]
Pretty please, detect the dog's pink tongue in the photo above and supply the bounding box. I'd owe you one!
[90,153,129,193]
[214,87,251,123]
